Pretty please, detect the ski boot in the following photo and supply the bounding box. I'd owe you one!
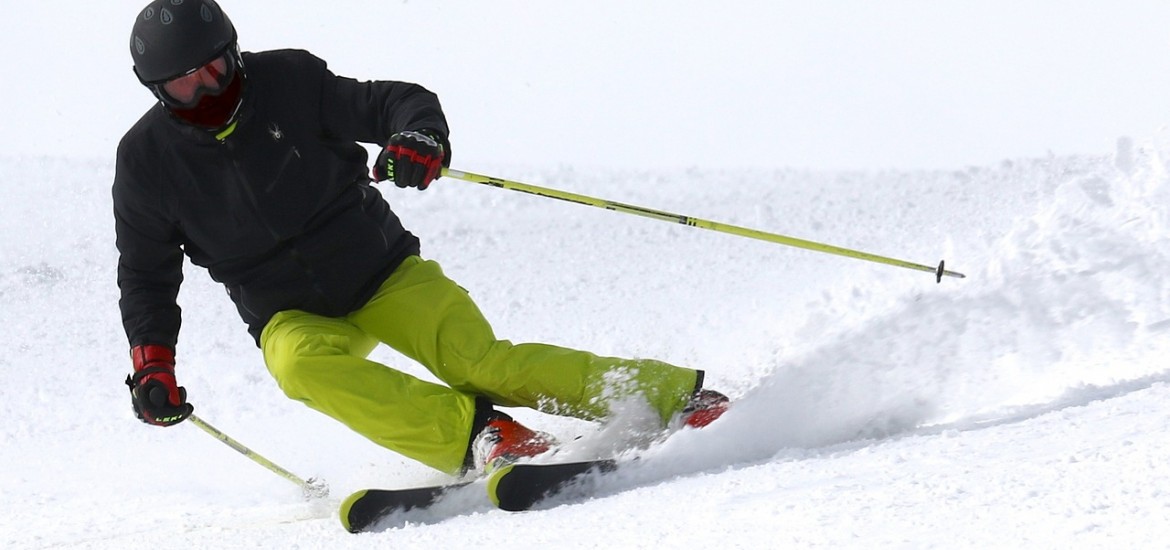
[472,414,556,474]
[680,389,730,428]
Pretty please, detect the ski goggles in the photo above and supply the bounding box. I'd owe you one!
[154,51,237,109]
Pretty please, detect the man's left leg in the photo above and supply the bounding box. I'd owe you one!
[347,256,702,424]
[260,308,482,474]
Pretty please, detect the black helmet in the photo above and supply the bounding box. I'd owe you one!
[131,0,236,83]
[130,0,246,131]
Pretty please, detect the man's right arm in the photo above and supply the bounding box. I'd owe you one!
[112,151,184,349]
[114,142,194,427]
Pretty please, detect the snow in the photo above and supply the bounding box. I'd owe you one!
[4,1,1170,548]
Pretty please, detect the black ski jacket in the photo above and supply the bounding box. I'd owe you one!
[113,49,449,347]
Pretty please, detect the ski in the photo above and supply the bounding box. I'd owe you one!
[339,480,475,533]
[487,458,619,512]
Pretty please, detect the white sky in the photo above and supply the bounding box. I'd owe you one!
[5,1,1170,170]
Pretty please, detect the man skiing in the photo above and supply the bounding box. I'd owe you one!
[116,0,728,477]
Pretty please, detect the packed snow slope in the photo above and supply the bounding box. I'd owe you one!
[4,1,1170,548]
[3,134,1170,547]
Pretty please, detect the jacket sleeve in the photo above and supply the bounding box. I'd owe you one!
[113,145,184,349]
[312,54,451,151]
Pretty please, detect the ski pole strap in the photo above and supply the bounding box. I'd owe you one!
[440,168,966,282]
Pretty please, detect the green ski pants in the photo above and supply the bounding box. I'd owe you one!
[260,256,700,474]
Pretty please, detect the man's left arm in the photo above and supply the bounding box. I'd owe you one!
[325,75,449,145]
[319,67,452,190]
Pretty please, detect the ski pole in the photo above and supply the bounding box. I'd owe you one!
[441,168,966,282]
[188,413,329,499]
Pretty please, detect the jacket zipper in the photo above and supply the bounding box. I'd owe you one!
[222,140,332,306]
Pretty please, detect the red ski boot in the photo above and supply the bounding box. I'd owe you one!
[680,389,730,428]
[472,416,556,473]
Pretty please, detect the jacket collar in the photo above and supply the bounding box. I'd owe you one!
[161,77,254,144]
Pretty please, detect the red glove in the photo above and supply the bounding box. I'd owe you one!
[372,130,448,190]
[125,344,194,426]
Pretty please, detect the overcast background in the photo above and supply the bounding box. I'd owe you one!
[4,0,1170,171]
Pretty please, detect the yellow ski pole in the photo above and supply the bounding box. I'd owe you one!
[441,168,966,282]
[188,414,329,499]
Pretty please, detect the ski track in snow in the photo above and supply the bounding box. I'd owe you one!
[2,136,1170,548]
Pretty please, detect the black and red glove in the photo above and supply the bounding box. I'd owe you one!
[125,344,194,426]
[372,129,449,190]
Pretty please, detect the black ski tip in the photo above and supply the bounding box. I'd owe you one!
[340,490,372,533]
[936,260,944,284]
[340,482,471,533]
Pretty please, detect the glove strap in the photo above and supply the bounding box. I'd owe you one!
[128,366,178,388]
[385,142,443,183]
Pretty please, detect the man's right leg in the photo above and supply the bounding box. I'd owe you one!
[260,309,481,475]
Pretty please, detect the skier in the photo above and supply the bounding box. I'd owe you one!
[116,0,728,477]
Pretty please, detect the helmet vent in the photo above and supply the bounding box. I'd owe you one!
[130,0,236,84]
